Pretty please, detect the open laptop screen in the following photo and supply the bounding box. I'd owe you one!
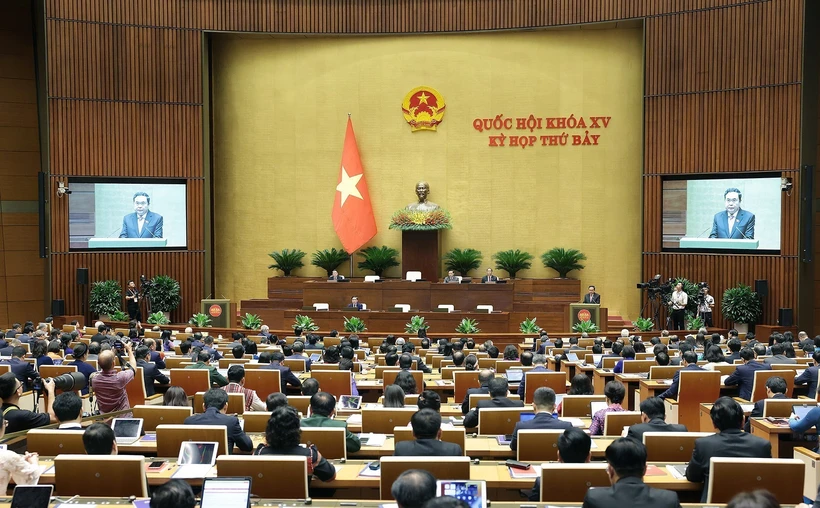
[178,442,218,465]
[200,477,251,508]
[111,418,143,440]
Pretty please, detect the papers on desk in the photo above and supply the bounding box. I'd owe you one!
[436,379,453,386]
[740,404,755,413]
[588,440,598,449]
[358,462,382,477]
[644,464,666,476]
[172,464,214,479]
[666,464,688,479]
[359,433,387,447]
[39,464,55,475]
[450,416,465,426]
[797,369,806,378]
[508,466,539,478]
[720,374,729,384]
[558,417,585,428]
[140,434,157,442]
[347,413,363,426]
[333,464,345,473]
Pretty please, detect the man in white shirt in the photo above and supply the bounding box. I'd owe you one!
[53,392,83,430]
[670,283,688,331]
[697,286,715,327]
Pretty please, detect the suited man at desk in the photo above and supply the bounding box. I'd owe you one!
[583,285,601,304]
[394,408,463,457]
[626,397,687,442]
[463,377,524,428]
[723,347,770,401]
[347,296,364,310]
[708,187,755,240]
[510,387,572,451]
[327,270,345,281]
[119,191,163,239]
[481,268,499,283]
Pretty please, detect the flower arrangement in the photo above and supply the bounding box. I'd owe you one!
[389,208,453,231]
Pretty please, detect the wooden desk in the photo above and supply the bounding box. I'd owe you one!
[750,416,817,458]
[283,310,511,333]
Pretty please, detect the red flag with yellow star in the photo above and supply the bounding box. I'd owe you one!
[332,118,377,254]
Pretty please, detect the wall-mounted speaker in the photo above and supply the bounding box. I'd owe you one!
[754,280,768,297]
[778,308,794,327]
[51,299,65,316]
[76,268,89,285]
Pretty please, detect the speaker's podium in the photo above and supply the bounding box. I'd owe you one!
[569,303,607,332]
[201,299,230,328]
[87,238,168,248]
[679,237,759,249]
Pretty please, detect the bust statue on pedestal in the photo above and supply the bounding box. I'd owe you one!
[407,181,440,212]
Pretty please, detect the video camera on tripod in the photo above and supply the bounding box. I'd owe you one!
[636,274,672,299]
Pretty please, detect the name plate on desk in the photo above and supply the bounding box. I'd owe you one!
[87,238,168,248]
[678,237,760,249]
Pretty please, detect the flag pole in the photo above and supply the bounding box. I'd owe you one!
[349,255,353,279]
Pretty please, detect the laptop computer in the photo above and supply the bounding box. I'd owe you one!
[111,418,143,445]
[793,405,815,420]
[437,480,487,508]
[519,412,535,422]
[11,485,53,508]
[505,369,523,383]
[339,395,362,410]
[564,352,579,362]
[173,442,219,479]
[200,477,252,508]
[589,354,603,366]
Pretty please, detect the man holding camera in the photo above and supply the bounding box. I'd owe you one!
[0,371,56,433]
[91,341,137,415]
[698,285,715,327]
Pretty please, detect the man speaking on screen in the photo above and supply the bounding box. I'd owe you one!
[708,187,754,240]
[119,192,164,238]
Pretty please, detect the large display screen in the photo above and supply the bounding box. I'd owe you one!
[68,181,187,250]
[662,175,782,252]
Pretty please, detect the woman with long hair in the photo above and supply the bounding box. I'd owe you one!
[383,385,405,408]
[163,386,188,407]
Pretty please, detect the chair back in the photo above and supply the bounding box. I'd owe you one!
[393,426,466,453]
[405,271,422,282]
[55,455,148,497]
[361,408,416,434]
[379,456,471,500]
[707,457,804,504]
[560,395,606,417]
[623,360,655,374]
[26,429,86,455]
[441,366,465,380]
[311,371,353,398]
[516,429,563,462]
[288,395,312,415]
[39,365,76,378]
[310,363,342,372]
[476,407,526,435]
[125,366,148,407]
[453,371,480,403]
[219,358,251,367]
[164,357,190,369]
[132,405,193,431]
[169,368,211,395]
[244,368,281,398]
[751,370,795,402]
[643,431,713,462]
[156,424,229,457]
[383,370,423,391]
[217,455,309,499]
[524,371,567,404]
[283,358,306,372]
[713,363,738,376]
[243,411,272,432]
[601,357,620,369]
[763,398,814,418]
[540,463,609,502]
[495,360,519,374]
[192,391,245,414]
[649,365,683,379]
[301,427,347,459]
[603,411,642,436]
[677,370,721,430]
[375,366,400,380]
[477,358,497,369]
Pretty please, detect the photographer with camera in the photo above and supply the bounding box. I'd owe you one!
[0,372,56,433]
[697,284,715,327]
[91,340,137,415]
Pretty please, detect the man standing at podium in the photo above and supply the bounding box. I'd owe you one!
[481,268,498,283]
[583,285,601,304]
[119,191,163,239]
[708,187,755,240]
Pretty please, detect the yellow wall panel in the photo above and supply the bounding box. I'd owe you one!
[212,28,644,318]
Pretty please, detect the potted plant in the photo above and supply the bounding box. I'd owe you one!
[241,313,263,330]
[189,313,212,327]
[721,283,763,334]
[109,310,129,322]
[147,311,171,325]
[442,248,482,277]
[541,247,587,278]
[455,318,480,334]
[685,312,704,331]
[268,249,306,276]
[311,248,350,277]
[405,315,430,334]
[633,316,654,332]
[572,319,599,334]
[519,317,541,334]
[343,316,367,333]
[89,280,122,320]
[293,315,319,332]
[493,249,534,279]
[357,245,400,277]
[149,275,182,319]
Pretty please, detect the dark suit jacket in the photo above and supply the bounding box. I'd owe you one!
[583,293,601,304]
[346,303,364,310]
[626,418,687,443]
[266,362,302,391]
[90,333,106,344]
[148,351,166,369]
[582,476,681,508]
[461,385,490,414]
[183,407,252,453]
[509,412,572,451]
[763,354,796,366]
[724,361,769,400]
[463,396,525,428]
[119,211,164,238]
[394,438,463,457]
[137,359,169,396]
[725,352,742,363]
[481,275,498,283]
[795,365,819,398]
[745,393,787,432]
[658,364,705,400]
[2,357,38,388]
[709,209,755,239]
[686,428,772,502]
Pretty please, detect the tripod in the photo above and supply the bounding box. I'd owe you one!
[639,290,664,330]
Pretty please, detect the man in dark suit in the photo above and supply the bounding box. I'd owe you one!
[528,427,591,500]
[301,392,361,453]
[763,343,797,366]
[517,354,552,399]
[346,296,364,310]
[596,341,623,369]
[745,376,788,432]
[795,351,820,399]
[626,397,687,442]
[90,324,108,344]
[264,351,302,392]
[0,339,17,357]
[658,351,704,400]
[461,369,494,414]
[510,387,572,451]
[328,270,345,281]
[687,396,772,502]
[1,346,39,389]
[394,409,463,457]
[583,438,681,508]
[463,377,524,428]
[119,191,164,238]
[708,187,755,239]
[5,324,20,339]
[184,389,252,454]
[583,285,601,304]
[135,346,169,397]
[481,268,499,283]
[724,348,770,400]
[725,338,743,363]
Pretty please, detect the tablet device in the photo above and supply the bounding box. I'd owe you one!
[339,395,362,410]
[309,353,321,362]
[505,369,523,383]
[111,417,144,444]
[565,352,579,362]
[11,485,52,508]
[590,401,608,416]
[200,477,252,508]
[793,405,815,420]
[591,354,603,366]
[519,412,535,422]
[437,480,487,508]
[178,441,218,465]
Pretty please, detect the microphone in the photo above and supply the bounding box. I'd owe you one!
[694,225,712,238]
[104,225,123,238]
